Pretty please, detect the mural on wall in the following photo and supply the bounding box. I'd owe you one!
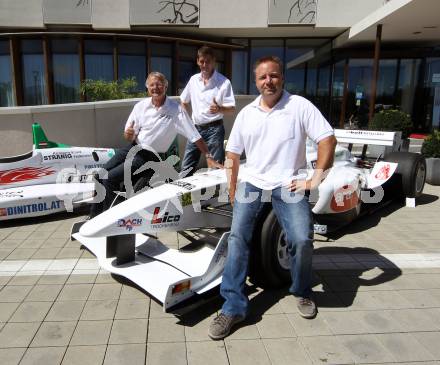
[43,0,91,24]
[269,0,317,24]
[130,0,199,25]
[76,0,89,6]
[158,0,199,24]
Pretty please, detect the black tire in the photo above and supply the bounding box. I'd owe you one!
[384,152,426,198]
[253,210,291,288]
[133,175,151,193]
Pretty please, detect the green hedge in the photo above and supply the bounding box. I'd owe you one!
[370,109,413,139]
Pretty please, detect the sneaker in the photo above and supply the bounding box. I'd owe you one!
[296,297,317,319]
[208,313,244,340]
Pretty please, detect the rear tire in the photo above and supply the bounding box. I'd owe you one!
[384,152,426,198]
[251,210,291,288]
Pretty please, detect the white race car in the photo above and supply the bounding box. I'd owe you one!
[0,123,115,220]
[72,129,426,312]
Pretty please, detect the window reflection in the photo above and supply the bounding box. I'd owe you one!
[21,39,48,106]
[118,40,146,91]
[52,39,80,104]
[85,39,113,81]
[0,41,14,106]
[150,42,173,95]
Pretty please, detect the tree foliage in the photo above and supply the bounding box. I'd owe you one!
[421,130,440,158]
[370,109,413,139]
[80,77,146,101]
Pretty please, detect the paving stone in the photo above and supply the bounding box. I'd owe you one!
[37,274,69,285]
[148,317,185,343]
[119,284,148,299]
[0,322,40,348]
[0,285,33,302]
[25,284,63,302]
[8,273,41,286]
[7,248,37,260]
[65,273,97,284]
[357,310,406,333]
[18,239,45,249]
[0,347,26,365]
[255,314,296,339]
[57,284,93,301]
[31,248,61,259]
[9,301,52,322]
[301,335,355,365]
[412,331,440,358]
[46,300,86,321]
[94,272,116,284]
[61,345,106,365]
[80,299,118,320]
[56,247,83,259]
[186,341,229,365]
[226,339,271,365]
[88,283,122,300]
[104,344,146,365]
[20,346,66,365]
[30,321,76,347]
[0,302,20,321]
[322,311,369,335]
[388,308,440,331]
[184,315,217,342]
[70,320,112,346]
[146,342,186,365]
[115,299,150,319]
[264,338,313,365]
[286,313,333,337]
[109,319,148,344]
[338,334,396,364]
[376,333,435,362]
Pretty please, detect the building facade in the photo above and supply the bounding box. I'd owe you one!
[0,0,439,132]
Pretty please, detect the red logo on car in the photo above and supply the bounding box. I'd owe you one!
[375,164,391,180]
[0,167,55,184]
[330,185,359,212]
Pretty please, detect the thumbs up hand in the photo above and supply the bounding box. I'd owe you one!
[124,121,136,142]
[209,97,222,114]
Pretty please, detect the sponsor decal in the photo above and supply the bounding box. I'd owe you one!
[0,190,24,198]
[84,164,105,169]
[3,200,62,216]
[117,218,143,231]
[150,206,180,227]
[374,163,391,180]
[169,181,196,190]
[330,185,359,212]
[108,150,115,158]
[0,167,55,184]
[43,152,72,161]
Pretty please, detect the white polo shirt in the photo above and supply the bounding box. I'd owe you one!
[125,97,201,153]
[226,91,334,190]
[180,70,235,125]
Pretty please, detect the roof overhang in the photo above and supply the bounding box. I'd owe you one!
[334,0,440,48]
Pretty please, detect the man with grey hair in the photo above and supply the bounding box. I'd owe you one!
[89,72,220,218]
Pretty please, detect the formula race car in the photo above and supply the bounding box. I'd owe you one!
[73,129,426,312]
[0,123,115,220]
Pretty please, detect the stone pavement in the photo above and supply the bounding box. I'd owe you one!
[0,184,440,365]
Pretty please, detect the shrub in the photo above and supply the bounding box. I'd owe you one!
[421,130,440,158]
[80,77,146,101]
[370,109,413,139]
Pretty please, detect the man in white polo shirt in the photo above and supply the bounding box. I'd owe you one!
[208,56,337,340]
[89,72,220,218]
[180,46,235,175]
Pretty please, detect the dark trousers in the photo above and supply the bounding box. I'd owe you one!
[89,143,159,217]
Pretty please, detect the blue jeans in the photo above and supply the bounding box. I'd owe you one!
[220,182,314,318]
[181,123,225,176]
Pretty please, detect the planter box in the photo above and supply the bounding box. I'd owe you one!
[426,158,440,185]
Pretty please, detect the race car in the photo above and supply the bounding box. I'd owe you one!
[0,123,115,220]
[72,129,426,312]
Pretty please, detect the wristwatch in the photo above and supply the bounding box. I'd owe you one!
[205,153,214,160]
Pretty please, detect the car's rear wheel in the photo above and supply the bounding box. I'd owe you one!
[250,210,291,288]
[384,152,426,198]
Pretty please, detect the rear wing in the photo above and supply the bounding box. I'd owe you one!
[334,129,403,157]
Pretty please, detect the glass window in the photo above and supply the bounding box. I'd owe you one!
[285,40,313,96]
[21,39,48,106]
[118,40,146,92]
[425,58,440,130]
[316,64,331,120]
[179,44,197,60]
[52,39,80,104]
[150,42,173,95]
[376,59,398,109]
[249,39,284,94]
[0,41,14,107]
[397,59,421,115]
[84,39,113,81]
[232,50,248,94]
[178,60,198,95]
[331,60,345,126]
[346,59,373,128]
